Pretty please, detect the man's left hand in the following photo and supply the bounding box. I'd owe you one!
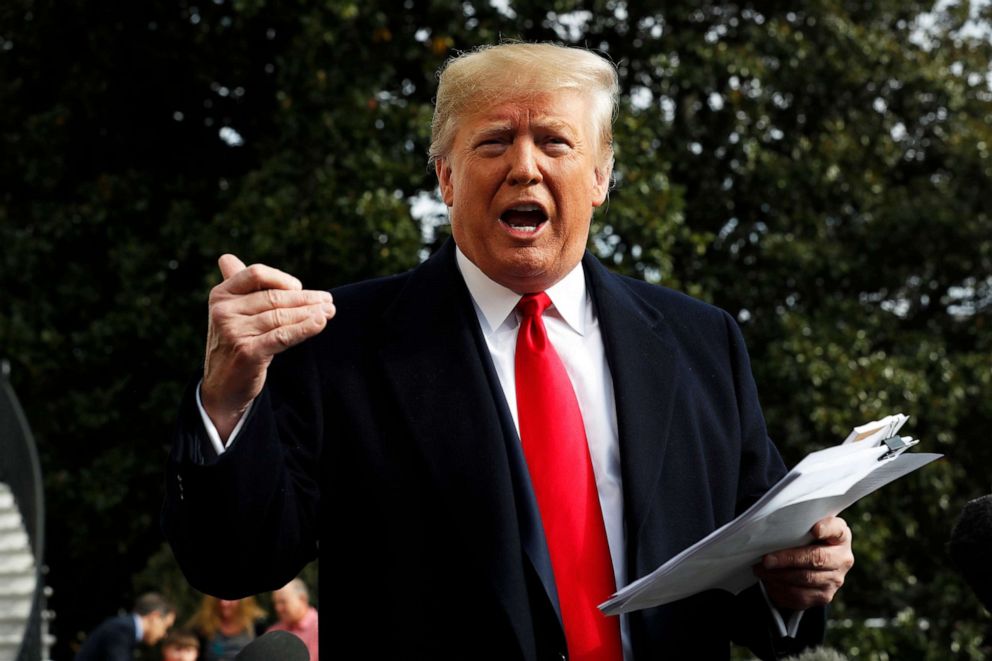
[753,515,855,611]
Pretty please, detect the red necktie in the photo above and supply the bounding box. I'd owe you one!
[515,292,622,661]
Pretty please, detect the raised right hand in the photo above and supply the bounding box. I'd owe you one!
[200,254,336,442]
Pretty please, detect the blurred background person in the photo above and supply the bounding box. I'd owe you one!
[74,592,175,661]
[266,579,318,661]
[187,596,265,661]
[162,629,201,661]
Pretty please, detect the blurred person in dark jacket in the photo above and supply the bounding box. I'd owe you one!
[74,593,175,661]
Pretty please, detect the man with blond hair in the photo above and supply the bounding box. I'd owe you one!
[164,42,853,660]
[266,579,318,661]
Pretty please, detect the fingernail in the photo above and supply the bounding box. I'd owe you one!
[763,556,778,569]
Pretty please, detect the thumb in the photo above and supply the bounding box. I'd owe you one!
[218,254,247,281]
[812,516,850,545]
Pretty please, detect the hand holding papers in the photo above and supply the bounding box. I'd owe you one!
[600,414,941,615]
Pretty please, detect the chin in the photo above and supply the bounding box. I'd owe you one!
[501,265,561,293]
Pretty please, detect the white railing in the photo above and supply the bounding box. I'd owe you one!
[0,483,35,661]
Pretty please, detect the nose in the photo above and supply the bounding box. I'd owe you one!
[506,140,542,186]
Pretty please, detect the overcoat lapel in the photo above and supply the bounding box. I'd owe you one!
[583,253,683,577]
[376,241,538,657]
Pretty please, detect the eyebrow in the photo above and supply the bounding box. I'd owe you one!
[531,118,577,134]
[473,123,514,138]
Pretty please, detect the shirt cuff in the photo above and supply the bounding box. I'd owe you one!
[758,581,805,638]
[195,381,253,456]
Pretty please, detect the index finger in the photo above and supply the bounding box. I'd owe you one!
[220,261,304,295]
[763,542,836,570]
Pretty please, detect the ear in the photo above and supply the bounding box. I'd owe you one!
[591,159,612,208]
[435,158,455,207]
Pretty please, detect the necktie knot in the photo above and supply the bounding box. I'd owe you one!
[517,292,552,319]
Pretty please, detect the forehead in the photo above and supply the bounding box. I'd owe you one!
[152,611,174,624]
[459,91,592,135]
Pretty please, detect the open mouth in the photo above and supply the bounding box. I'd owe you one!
[499,204,548,234]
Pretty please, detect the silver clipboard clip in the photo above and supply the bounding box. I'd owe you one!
[878,436,918,461]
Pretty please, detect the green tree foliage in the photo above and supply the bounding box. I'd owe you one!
[2,0,990,658]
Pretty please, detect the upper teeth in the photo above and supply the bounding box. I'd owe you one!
[510,204,540,212]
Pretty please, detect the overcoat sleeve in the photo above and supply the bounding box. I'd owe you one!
[721,311,827,659]
[161,336,322,598]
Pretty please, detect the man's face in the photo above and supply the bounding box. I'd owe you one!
[143,611,175,646]
[436,90,610,293]
[163,643,198,661]
[272,588,308,625]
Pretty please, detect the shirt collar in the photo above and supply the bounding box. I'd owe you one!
[132,613,143,644]
[455,246,587,336]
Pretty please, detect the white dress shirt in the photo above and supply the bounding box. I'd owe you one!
[454,250,627,583]
[454,248,635,655]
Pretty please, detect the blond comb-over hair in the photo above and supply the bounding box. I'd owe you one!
[429,42,619,171]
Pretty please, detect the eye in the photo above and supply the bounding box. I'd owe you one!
[474,137,509,155]
[542,136,572,152]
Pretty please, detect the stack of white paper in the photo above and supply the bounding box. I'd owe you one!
[600,414,941,616]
